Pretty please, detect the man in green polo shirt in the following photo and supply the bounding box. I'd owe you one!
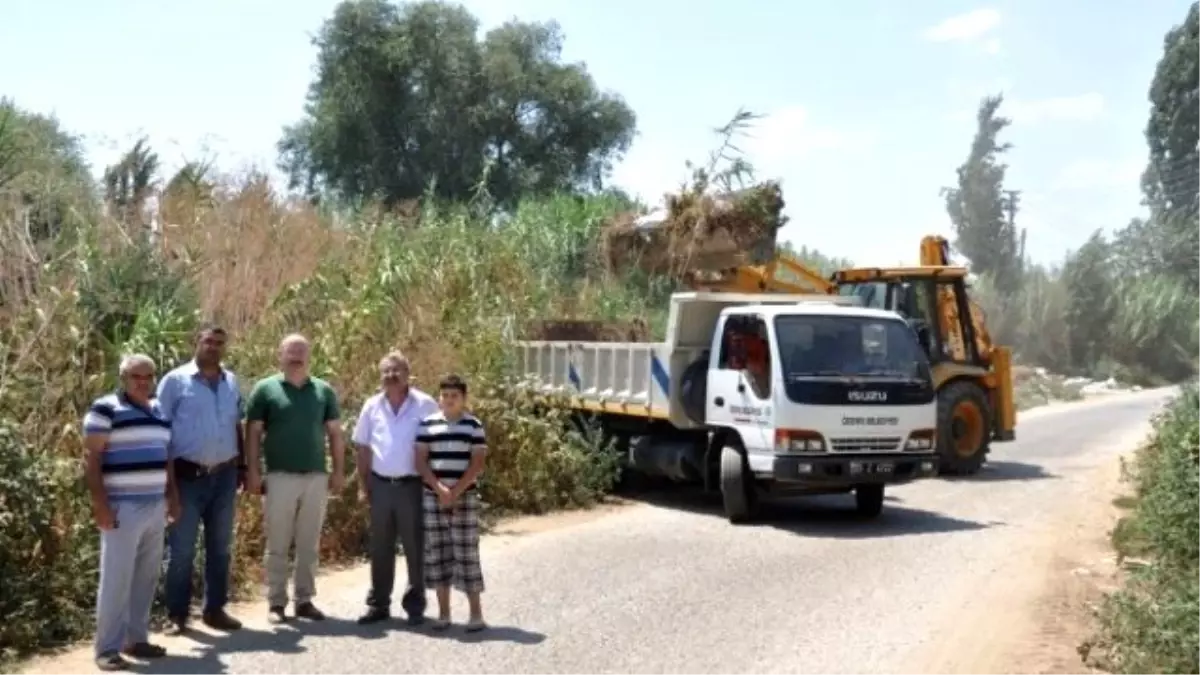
[244,334,345,624]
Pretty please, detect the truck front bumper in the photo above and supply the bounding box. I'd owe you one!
[768,452,939,487]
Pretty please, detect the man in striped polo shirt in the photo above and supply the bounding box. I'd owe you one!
[415,374,489,632]
[82,354,180,671]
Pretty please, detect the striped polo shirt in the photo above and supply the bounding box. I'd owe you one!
[416,412,487,492]
[82,391,171,503]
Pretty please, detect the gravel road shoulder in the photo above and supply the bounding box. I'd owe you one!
[905,423,1149,674]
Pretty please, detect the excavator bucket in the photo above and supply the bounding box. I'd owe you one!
[600,181,786,278]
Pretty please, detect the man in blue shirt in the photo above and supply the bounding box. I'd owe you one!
[83,354,179,671]
[156,323,246,634]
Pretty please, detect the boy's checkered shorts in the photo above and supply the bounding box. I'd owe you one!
[423,490,485,593]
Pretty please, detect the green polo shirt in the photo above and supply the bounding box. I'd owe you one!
[246,373,341,473]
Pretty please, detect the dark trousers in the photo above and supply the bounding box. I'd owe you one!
[366,473,426,617]
[165,462,238,618]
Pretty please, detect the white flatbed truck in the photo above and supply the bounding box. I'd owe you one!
[516,292,941,522]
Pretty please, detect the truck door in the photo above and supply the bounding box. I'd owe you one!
[706,314,774,457]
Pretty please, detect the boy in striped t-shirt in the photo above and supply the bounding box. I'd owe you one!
[416,374,489,632]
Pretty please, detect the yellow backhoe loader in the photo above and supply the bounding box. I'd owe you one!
[670,233,1015,475]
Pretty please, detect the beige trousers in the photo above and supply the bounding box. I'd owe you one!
[263,472,328,607]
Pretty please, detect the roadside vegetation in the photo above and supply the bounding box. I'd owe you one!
[0,0,1195,667]
[1084,385,1199,674]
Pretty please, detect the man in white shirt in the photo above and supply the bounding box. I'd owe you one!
[352,351,439,625]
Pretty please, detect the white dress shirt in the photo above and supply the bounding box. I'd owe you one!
[352,388,440,477]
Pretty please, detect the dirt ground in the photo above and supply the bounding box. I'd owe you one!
[908,427,1143,675]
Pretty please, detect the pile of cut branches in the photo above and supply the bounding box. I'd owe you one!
[600,179,786,278]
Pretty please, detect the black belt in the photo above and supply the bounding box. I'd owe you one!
[174,456,238,479]
[371,471,420,484]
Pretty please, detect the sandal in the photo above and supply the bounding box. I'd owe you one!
[465,620,488,633]
[431,617,451,631]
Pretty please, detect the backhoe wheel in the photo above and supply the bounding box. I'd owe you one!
[854,484,885,518]
[720,443,759,524]
[936,380,991,475]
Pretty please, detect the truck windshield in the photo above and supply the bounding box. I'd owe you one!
[774,315,931,382]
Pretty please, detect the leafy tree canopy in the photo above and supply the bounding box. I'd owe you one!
[278,0,638,210]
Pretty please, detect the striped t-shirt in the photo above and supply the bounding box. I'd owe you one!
[82,392,171,503]
[417,412,487,492]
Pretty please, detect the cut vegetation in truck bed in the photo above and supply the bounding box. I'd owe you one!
[599,181,787,278]
[525,318,652,342]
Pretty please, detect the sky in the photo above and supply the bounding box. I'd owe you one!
[2,0,1193,266]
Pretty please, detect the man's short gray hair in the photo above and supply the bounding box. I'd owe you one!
[380,351,410,370]
[118,353,157,376]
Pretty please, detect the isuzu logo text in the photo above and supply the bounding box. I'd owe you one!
[847,390,888,402]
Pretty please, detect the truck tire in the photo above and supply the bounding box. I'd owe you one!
[936,380,992,475]
[720,443,758,523]
[680,358,709,425]
[854,484,885,518]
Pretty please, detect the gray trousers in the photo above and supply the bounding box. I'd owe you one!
[366,474,426,617]
[95,499,166,656]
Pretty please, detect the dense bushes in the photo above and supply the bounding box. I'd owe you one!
[1087,385,1199,674]
[0,185,639,664]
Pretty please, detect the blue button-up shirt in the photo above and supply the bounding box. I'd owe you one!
[156,360,244,465]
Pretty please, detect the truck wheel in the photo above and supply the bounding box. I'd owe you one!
[720,444,758,523]
[854,484,885,518]
[937,380,991,475]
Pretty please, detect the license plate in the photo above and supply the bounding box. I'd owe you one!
[850,461,894,475]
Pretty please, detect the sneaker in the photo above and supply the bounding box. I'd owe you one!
[294,601,326,621]
[202,609,243,631]
[95,651,129,671]
[267,605,287,624]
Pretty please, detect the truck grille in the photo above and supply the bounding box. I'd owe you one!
[829,436,902,452]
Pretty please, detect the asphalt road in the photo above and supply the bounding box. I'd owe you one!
[34,388,1178,675]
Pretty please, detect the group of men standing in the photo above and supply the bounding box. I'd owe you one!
[81,325,490,671]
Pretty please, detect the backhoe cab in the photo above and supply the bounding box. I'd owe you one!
[831,262,1015,474]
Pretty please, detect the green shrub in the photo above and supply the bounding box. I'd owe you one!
[1087,385,1199,674]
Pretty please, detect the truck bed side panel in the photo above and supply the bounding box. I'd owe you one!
[516,341,672,420]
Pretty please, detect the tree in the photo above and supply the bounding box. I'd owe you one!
[1137,1,1199,287]
[1061,230,1116,372]
[0,99,96,242]
[942,94,1026,296]
[278,0,637,210]
[102,137,160,229]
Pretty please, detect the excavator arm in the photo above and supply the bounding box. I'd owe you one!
[920,235,996,365]
[683,253,838,295]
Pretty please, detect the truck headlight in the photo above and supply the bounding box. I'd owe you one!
[774,429,825,453]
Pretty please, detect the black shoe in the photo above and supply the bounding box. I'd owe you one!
[95,651,130,671]
[295,601,326,621]
[267,605,287,624]
[202,609,243,631]
[163,615,188,636]
[357,607,390,625]
[123,642,166,659]
[406,614,426,627]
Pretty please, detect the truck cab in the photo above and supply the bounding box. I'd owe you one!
[702,302,939,522]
